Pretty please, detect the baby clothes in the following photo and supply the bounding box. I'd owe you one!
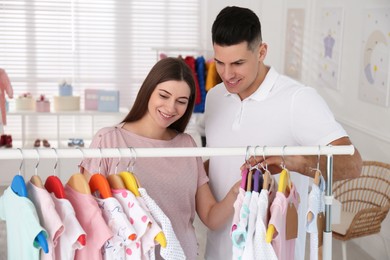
[65,184,113,260]
[268,185,300,260]
[231,187,245,234]
[306,175,326,260]
[50,195,86,260]
[27,181,64,260]
[139,188,185,260]
[253,189,278,260]
[112,188,153,259]
[0,186,47,260]
[95,196,137,260]
[231,191,252,260]
[241,190,259,259]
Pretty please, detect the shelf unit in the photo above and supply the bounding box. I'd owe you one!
[4,110,128,148]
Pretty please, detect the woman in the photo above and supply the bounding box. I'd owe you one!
[82,57,239,259]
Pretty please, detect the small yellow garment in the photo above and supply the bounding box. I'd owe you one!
[205,60,222,91]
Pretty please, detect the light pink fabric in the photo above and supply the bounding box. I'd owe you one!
[268,185,300,260]
[231,187,245,235]
[0,68,13,125]
[50,195,86,260]
[27,181,64,260]
[65,185,113,260]
[82,124,209,260]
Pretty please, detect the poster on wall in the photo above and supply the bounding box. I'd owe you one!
[284,8,305,81]
[316,7,344,90]
[358,8,390,107]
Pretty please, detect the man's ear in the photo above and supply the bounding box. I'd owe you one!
[258,43,268,61]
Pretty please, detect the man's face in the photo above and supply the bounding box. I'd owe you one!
[213,41,263,100]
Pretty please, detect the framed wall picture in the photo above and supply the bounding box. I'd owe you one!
[284,8,305,81]
[316,7,344,90]
[358,8,390,107]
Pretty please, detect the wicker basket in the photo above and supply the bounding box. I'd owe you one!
[332,161,390,241]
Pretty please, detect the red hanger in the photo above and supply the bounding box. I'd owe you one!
[45,176,66,199]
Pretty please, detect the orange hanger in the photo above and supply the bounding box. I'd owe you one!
[89,174,113,199]
[89,148,113,199]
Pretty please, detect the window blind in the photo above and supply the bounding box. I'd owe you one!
[0,0,202,147]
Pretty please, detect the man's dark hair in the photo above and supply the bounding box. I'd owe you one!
[212,6,262,51]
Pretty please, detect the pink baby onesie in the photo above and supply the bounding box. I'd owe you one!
[50,194,86,260]
[27,181,64,260]
[65,184,113,260]
[269,185,300,260]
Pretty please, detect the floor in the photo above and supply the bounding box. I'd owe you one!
[194,215,375,260]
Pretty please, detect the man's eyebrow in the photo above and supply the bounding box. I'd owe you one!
[214,57,245,64]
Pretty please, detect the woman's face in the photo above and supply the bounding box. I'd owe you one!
[146,80,191,129]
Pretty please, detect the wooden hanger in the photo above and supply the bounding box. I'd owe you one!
[30,149,45,189]
[307,169,322,223]
[107,174,126,190]
[67,173,91,194]
[30,175,45,189]
[246,169,253,192]
[263,170,270,191]
[107,150,126,190]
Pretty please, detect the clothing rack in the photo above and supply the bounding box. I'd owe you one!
[0,145,355,260]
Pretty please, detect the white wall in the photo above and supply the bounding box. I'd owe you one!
[205,1,390,259]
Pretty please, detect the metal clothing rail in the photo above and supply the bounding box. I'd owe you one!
[0,145,355,260]
[0,145,354,160]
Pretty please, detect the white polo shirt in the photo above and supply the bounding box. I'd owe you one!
[204,66,347,260]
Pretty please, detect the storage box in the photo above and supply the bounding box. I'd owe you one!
[98,90,119,112]
[36,100,50,112]
[59,83,73,96]
[54,96,80,111]
[84,89,99,111]
[15,94,35,111]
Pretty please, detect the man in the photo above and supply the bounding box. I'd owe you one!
[203,6,362,260]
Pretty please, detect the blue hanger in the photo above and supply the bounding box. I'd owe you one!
[11,175,27,197]
[12,148,49,254]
